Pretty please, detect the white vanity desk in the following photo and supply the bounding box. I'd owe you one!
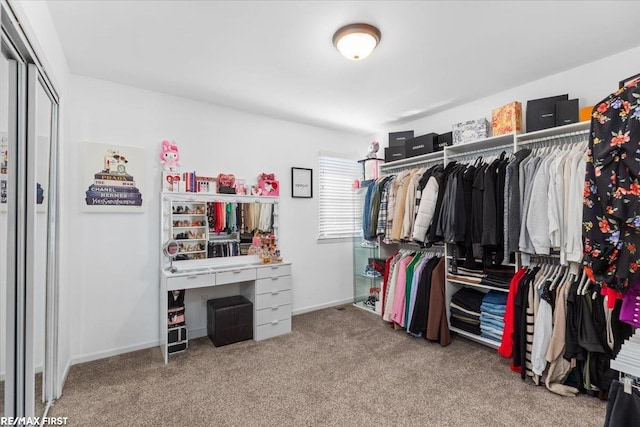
[160,255,292,363]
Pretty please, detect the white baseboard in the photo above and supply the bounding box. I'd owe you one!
[188,327,207,339]
[57,359,71,398]
[71,339,160,366]
[291,297,352,316]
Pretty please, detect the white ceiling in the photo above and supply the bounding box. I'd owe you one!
[47,1,640,135]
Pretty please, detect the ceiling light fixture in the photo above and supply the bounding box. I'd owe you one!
[332,23,381,61]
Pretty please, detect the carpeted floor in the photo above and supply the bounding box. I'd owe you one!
[49,305,607,426]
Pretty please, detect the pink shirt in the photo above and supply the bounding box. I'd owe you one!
[391,256,413,326]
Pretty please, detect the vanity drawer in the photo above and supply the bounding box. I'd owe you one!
[255,304,291,326]
[255,276,292,295]
[255,290,291,310]
[257,264,292,279]
[216,268,256,285]
[255,317,291,341]
[167,273,215,291]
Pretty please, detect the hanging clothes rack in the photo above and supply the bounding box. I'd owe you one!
[446,143,514,163]
[383,157,444,175]
[517,128,589,146]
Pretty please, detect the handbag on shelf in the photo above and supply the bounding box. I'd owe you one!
[168,306,185,327]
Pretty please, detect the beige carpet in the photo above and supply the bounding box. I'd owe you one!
[49,306,607,426]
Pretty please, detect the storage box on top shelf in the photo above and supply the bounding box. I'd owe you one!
[196,175,216,194]
[555,99,579,126]
[162,172,181,192]
[384,146,405,162]
[491,101,522,136]
[580,105,594,122]
[405,133,439,158]
[452,118,490,145]
[388,130,414,147]
[525,94,568,132]
[258,179,279,196]
[437,132,453,150]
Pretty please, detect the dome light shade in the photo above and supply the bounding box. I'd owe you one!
[332,23,381,60]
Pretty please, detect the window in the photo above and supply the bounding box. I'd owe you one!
[318,153,360,240]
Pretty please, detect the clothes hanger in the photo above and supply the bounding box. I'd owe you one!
[549,265,566,290]
[552,264,572,291]
[576,269,589,294]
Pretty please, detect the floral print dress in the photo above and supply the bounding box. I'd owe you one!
[583,78,640,292]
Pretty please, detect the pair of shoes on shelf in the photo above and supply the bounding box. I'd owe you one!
[362,295,377,309]
[361,265,382,278]
[360,240,378,248]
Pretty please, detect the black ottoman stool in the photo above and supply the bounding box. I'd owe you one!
[207,295,253,347]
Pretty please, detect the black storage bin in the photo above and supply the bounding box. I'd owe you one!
[556,99,579,126]
[526,94,568,132]
[384,146,405,162]
[388,130,414,147]
[437,132,453,150]
[207,295,253,347]
[405,133,439,157]
[168,341,187,354]
[168,325,187,344]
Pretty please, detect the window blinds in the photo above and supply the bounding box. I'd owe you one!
[318,154,360,240]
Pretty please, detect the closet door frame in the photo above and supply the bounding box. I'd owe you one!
[1,0,61,417]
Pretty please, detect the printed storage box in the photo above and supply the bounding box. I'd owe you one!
[491,102,522,136]
[452,118,490,145]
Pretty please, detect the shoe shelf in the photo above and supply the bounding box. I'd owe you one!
[449,326,500,349]
[353,300,379,314]
[170,201,209,260]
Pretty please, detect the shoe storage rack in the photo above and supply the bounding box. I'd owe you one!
[353,186,383,314]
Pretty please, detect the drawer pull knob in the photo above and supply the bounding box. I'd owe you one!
[187,276,197,280]
[271,291,279,295]
[271,266,278,270]
[271,277,279,281]
[271,306,278,310]
[232,270,241,274]
[271,320,279,325]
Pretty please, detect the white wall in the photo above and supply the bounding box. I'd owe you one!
[7,0,71,398]
[373,45,640,142]
[67,75,366,362]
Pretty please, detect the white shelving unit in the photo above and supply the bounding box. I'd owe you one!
[352,186,382,315]
[170,201,208,260]
[376,120,591,348]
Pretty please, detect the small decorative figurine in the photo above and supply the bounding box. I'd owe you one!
[160,140,180,171]
[366,141,380,159]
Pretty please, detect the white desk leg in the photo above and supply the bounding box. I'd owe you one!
[161,283,168,364]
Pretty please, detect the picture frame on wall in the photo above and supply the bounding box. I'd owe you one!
[81,142,146,213]
[291,167,312,198]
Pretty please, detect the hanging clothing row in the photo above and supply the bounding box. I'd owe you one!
[381,249,451,346]
[207,201,273,234]
[498,259,633,399]
[504,137,589,273]
[207,241,240,257]
[435,151,512,267]
[361,162,445,245]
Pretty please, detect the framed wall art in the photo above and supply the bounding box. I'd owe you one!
[291,167,312,198]
[81,142,145,213]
